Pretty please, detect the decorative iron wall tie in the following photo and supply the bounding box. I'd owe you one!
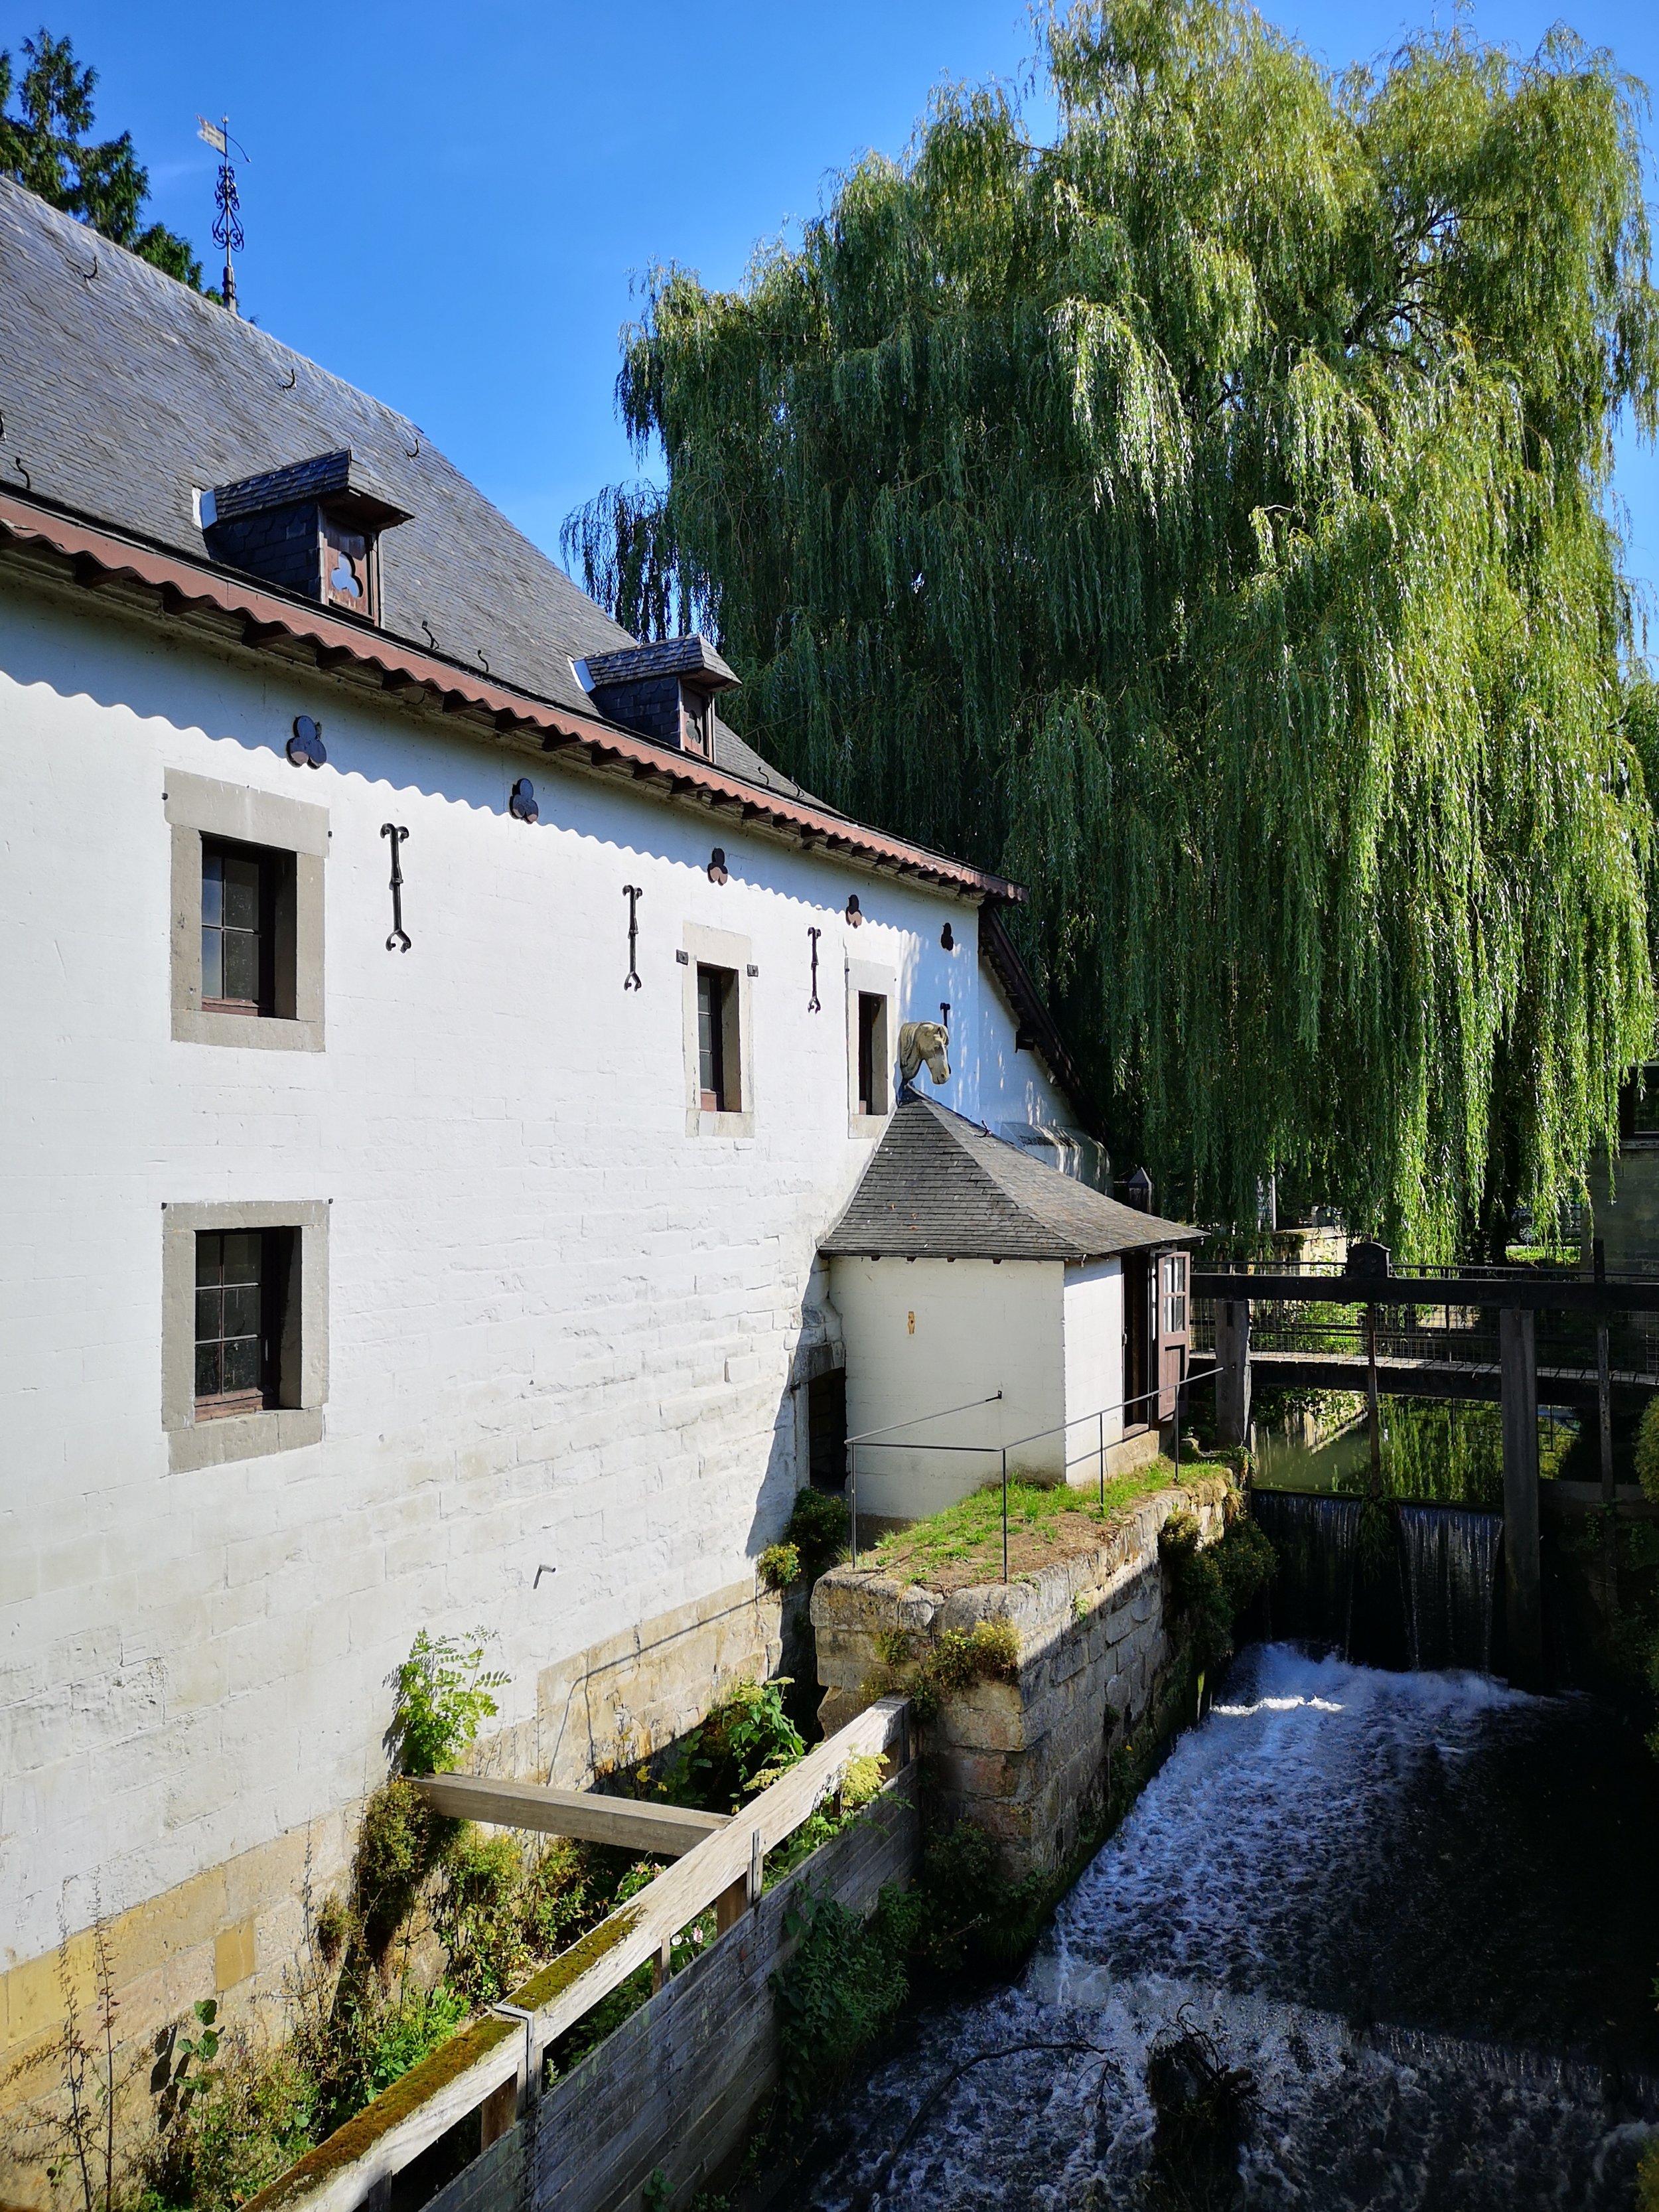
[807,926,822,1012]
[940,1000,951,1032]
[381,824,411,950]
[623,885,643,990]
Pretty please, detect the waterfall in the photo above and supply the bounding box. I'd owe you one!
[1398,1505,1500,1672]
[1250,1491,1362,1657]
[1250,1489,1500,1676]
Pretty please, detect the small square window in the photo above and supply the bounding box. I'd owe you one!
[1162,1254,1189,1335]
[697,964,740,1112]
[857,992,889,1116]
[194,1227,291,1419]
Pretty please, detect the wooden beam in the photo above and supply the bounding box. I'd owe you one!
[1193,1271,1659,1314]
[412,1773,731,1858]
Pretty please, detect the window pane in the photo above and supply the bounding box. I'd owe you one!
[196,1232,222,1286]
[224,1283,260,1339]
[697,972,717,1098]
[222,1335,259,1393]
[201,926,223,999]
[222,928,258,1001]
[196,1286,221,1343]
[222,855,261,931]
[195,1341,221,1397]
[222,1232,261,1282]
[201,851,223,926]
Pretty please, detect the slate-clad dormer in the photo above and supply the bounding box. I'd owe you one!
[200,449,412,621]
[583,633,740,759]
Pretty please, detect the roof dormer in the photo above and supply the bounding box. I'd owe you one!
[581,634,739,759]
[200,449,411,623]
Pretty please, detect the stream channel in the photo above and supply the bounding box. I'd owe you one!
[798,1634,1659,2209]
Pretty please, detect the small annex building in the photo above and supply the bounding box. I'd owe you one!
[820,1096,1203,1524]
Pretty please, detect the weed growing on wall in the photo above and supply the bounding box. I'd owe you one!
[784,1489,851,1582]
[386,1631,508,1777]
[1159,1509,1276,1674]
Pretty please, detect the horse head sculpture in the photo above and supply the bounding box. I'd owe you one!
[898,1020,951,1088]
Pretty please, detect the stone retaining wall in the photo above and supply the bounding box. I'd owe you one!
[812,1476,1231,1876]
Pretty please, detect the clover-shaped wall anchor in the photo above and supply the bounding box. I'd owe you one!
[287,715,326,769]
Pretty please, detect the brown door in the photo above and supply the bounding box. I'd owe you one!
[1156,1250,1190,1423]
[1123,1252,1151,1429]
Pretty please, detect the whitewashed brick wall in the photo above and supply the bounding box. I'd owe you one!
[0,579,1074,1971]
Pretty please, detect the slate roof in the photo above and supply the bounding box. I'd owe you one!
[0,175,802,804]
[210,448,409,527]
[821,1097,1201,1261]
[583,634,739,689]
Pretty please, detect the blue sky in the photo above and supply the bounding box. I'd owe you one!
[12,0,1659,626]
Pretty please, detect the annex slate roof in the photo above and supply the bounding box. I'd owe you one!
[821,1096,1201,1262]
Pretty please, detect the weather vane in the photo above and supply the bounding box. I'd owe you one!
[196,113,248,317]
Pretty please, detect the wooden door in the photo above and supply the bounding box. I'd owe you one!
[1156,1249,1190,1423]
[1122,1252,1151,1429]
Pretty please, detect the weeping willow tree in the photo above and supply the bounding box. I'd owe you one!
[565,0,1659,1256]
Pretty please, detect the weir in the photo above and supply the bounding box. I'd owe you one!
[1250,1489,1502,1675]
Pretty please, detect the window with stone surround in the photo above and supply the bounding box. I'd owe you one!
[682,922,755,1136]
[166,769,327,1051]
[163,1201,328,1471]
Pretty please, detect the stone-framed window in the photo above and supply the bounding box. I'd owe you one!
[845,956,897,1137]
[163,1200,328,1472]
[165,769,327,1051]
[682,922,755,1137]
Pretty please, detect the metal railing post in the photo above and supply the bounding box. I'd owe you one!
[849,1442,858,1567]
[1001,1446,1009,1583]
[1099,1408,1105,1514]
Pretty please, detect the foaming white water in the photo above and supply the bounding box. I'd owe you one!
[803,1645,1658,2211]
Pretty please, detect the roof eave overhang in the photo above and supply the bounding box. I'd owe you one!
[0,490,1021,905]
[976,905,1107,1140]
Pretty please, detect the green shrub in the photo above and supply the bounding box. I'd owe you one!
[1635,1396,1659,1502]
[388,1629,508,1776]
[145,2033,316,2212]
[877,1617,1021,1722]
[350,1779,442,1957]
[1159,1507,1273,1674]
[771,1886,918,2121]
[666,1678,807,1811]
[908,1820,1050,1977]
[786,1488,851,1579]
[757,1540,800,1591]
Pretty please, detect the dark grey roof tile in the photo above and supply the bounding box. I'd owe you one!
[822,1096,1200,1260]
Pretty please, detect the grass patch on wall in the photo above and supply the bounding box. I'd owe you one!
[863,1458,1234,1590]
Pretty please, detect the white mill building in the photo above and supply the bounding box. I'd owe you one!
[0,171,1196,2134]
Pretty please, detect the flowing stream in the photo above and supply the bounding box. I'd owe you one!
[800,1646,1659,2210]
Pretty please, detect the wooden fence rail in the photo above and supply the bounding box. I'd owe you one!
[246,1697,910,2212]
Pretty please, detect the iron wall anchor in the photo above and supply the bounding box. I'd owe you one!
[623,884,643,990]
[807,926,822,1012]
[381,823,411,950]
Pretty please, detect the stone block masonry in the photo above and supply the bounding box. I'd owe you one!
[811,1475,1230,1876]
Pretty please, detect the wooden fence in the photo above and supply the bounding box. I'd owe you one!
[245,1698,912,2212]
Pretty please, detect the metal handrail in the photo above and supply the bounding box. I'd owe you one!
[849,1374,1196,1581]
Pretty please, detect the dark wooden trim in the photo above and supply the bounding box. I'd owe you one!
[1192,1270,1659,1313]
